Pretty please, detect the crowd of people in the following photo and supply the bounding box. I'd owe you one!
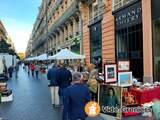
[7,62,20,79]
[46,62,103,120]
[22,61,104,120]
[6,60,160,120]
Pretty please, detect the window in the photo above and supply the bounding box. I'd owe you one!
[153,20,160,82]
[90,22,102,71]
[112,0,135,11]
[89,0,104,25]
[116,24,143,80]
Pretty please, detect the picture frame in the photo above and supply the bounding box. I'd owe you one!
[98,84,122,119]
[104,64,117,83]
[118,72,133,87]
[122,87,139,106]
[118,61,130,72]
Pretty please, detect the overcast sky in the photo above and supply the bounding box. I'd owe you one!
[0,0,41,53]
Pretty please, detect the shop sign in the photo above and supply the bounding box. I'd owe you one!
[114,1,142,30]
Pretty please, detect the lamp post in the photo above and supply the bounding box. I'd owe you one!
[38,0,49,57]
[45,0,49,55]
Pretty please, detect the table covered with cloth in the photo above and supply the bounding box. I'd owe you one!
[130,86,160,105]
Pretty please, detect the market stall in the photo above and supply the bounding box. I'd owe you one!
[97,61,160,119]
[36,53,48,61]
[48,48,85,60]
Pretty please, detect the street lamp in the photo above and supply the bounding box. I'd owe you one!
[37,0,49,56]
[45,0,49,55]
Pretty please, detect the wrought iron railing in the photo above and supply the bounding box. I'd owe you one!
[89,3,105,25]
[49,1,79,34]
[32,1,79,51]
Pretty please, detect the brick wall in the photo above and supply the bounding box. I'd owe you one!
[102,0,115,65]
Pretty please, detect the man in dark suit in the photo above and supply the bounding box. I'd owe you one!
[57,64,72,104]
[47,64,59,106]
[63,72,91,120]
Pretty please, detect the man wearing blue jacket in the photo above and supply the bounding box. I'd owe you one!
[47,64,59,106]
[57,64,72,105]
[63,72,91,120]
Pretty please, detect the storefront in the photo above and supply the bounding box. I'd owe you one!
[113,1,143,81]
[152,0,160,82]
[71,43,80,54]
[89,22,102,67]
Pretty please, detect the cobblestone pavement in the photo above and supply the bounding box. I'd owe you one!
[0,66,62,120]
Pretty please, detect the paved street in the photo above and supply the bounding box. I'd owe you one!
[0,66,62,120]
[0,66,152,120]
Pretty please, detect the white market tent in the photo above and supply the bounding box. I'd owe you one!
[25,53,48,61]
[48,48,85,60]
[25,56,38,61]
[37,53,48,61]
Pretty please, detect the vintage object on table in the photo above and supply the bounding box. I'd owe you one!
[98,84,122,119]
[0,82,13,102]
[118,61,130,72]
[130,86,160,105]
[122,88,139,106]
[118,72,133,87]
[104,64,117,83]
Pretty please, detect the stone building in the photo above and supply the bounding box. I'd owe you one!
[0,20,7,41]
[28,0,83,57]
[82,0,160,82]
[26,0,160,82]
[0,20,16,52]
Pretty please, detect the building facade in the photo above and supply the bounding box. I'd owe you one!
[0,20,16,52]
[26,0,159,82]
[152,0,160,82]
[27,0,83,57]
[0,20,8,41]
[81,0,160,83]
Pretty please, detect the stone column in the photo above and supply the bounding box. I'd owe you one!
[67,22,71,40]
[64,25,67,42]
[79,14,83,55]
[59,30,62,44]
[76,20,79,34]
[57,32,60,45]
[55,34,57,48]
[142,0,153,83]
[61,29,64,44]
[70,22,73,37]
[72,18,76,37]
[66,25,68,41]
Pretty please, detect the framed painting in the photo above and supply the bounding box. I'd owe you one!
[104,64,117,83]
[98,84,122,119]
[118,72,133,87]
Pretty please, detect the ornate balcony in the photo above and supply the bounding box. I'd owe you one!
[89,3,105,25]
[48,0,63,20]
[32,1,79,51]
[49,1,79,35]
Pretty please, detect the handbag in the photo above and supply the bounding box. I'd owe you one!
[87,78,98,94]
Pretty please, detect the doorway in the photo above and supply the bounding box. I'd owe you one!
[116,24,143,81]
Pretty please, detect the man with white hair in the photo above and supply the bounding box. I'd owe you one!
[63,72,91,120]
